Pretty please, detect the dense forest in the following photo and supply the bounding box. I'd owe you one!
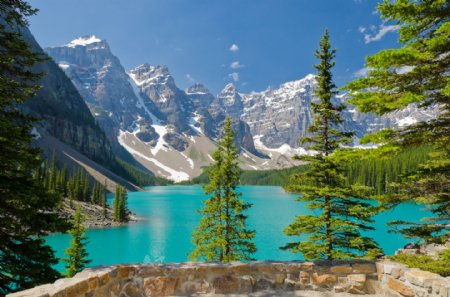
[188,145,432,195]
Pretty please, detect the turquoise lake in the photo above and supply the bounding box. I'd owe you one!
[46,185,428,271]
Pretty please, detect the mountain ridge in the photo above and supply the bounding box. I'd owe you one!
[45,35,439,182]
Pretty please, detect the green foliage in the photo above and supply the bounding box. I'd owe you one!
[189,145,431,198]
[389,250,450,277]
[190,117,256,262]
[113,185,128,222]
[281,30,380,260]
[0,1,68,294]
[344,0,450,243]
[112,157,172,187]
[62,206,91,277]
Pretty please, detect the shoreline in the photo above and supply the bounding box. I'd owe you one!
[59,198,142,229]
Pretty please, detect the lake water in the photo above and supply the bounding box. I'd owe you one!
[46,185,428,271]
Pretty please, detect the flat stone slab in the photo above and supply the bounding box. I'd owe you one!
[195,290,384,296]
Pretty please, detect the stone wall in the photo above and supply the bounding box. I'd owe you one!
[6,261,449,297]
[376,261,449,297]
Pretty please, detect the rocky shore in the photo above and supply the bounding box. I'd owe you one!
[59,199,139,229]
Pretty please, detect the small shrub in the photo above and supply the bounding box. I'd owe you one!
[389,249,450,277]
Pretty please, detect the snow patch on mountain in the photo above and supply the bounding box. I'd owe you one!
[253,135,311,156]
[118,130,189,182]
[31,127,41,140]
[150,125,169,155]
[397,116,418,127]
[128,75,162,124]
[58,62,70,70]
[188,113,203,134]
[181,152,195,169]
[67,35,102,47]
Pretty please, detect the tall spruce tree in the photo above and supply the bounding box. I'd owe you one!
[190,117,256,262]
[119,187,128,221]
[344,0,449,243]
[0,1,67,294]
[281,30,380,260]
[62,206,91,277]
[113,185,128,222]
[102,180,108,218]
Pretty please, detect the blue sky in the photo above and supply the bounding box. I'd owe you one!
[28,0,399,94]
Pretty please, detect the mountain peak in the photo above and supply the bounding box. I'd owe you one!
[130,64,170,76]
[128,64,173,87]
[221,83,237,94]
[186,83,211,95]
[66,35,104,48]
[304,73,316,81]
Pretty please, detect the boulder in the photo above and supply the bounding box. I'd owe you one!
[213,275,239,294]
[404,268,440,288]
[143,276,178,297]
[330,264,352,274]
[312,273,337,287]
[387,278,415,297]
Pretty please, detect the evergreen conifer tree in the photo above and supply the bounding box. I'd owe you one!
[344,0,449,243]
[48,150,56,193]
[113,185,121,221]
[190,117,256,262]
[102,180,108,218]
[82,173,90,202]
[281,30,380,260]
[119,187,128,221]
[60,164,68,196]
[62,206,91,277]
[0,1,67,293]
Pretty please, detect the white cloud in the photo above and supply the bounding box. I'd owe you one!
[229,72,239,82]
[358,26,366,33]
[186,74,195,83]
[363,22,399,44]
[229,43,239,52]
[241,82,248,87]
[230,61,244,69]
[354,67,372,77]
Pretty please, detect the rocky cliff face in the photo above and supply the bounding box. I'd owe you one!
[21,31,114,166]
[45,36,159,154]
[235,74,437,149]
[45,35,439,181]
[46,37,268,181]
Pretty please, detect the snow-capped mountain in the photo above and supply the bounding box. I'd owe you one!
[46,36,276,181]
[45,35,159,153]
[46,35,438,181]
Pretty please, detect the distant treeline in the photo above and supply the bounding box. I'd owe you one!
[112,157,172,187]
[186,145,432,195]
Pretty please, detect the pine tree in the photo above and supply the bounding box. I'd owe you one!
[48,150,56,193]
[82,173,90,202]
[112,185,128,222]
[119,187,129,221]
[91,182,98,204]
[190,117,256,262]
[60,164,68,196]
[62,206,91,277]
[281,30,380,260]
[102,180,108,218]
[344,0,450,243]
[42,160,49,189]
[67,177,75,208]
[113,185,122,222]
[0,1,67,293]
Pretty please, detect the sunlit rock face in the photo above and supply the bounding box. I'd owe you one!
[47,36,439,181]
